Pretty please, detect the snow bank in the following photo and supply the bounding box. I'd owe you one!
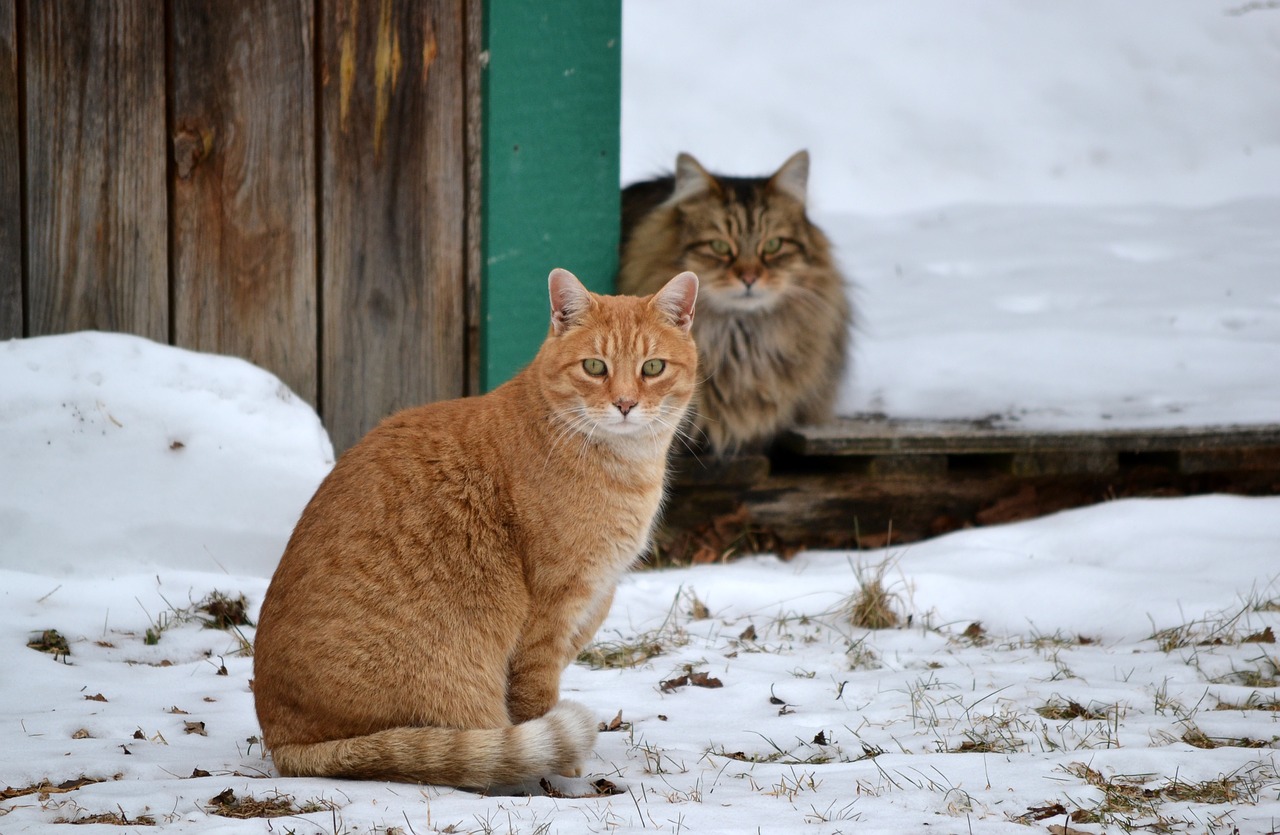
[0,332,333,579]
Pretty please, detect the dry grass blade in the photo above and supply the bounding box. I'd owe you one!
[847,557,902,630]
[58,809,157,826]
[199,592,254,629]
[27,628,71,660]
[205,788,334,820]
[1,776,106,801]
[1036,699,1108,721]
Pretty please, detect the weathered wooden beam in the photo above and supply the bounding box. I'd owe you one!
[171,0,317,405]
[781,417,1280,457]
[318,0,467,453]
[24,0,167,341]
[0,0,19,338]
[658,422,1280,559]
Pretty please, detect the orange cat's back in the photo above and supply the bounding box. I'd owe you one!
[252,269,699,789]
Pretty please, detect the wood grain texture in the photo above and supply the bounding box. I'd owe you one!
[0,0,19,337]
[320,0,467,453]
[657,428,1280,555]
[463,0,483,396]
[23,0,167,340]
[780,416,1280,457]
[171,0,317,404]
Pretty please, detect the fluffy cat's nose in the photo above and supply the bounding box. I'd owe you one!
[739,272,759,287]
[614,398,638,416]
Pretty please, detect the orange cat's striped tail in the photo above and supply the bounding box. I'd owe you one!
[268,701,598,789]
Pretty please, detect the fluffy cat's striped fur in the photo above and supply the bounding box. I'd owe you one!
[619,151,850,454]
[253,269,699,789]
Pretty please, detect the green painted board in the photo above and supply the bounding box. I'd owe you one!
[481,0,621,390]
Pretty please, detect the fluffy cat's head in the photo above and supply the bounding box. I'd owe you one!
[537,269,699,446]
[660,150,819,314]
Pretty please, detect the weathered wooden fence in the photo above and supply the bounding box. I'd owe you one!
[1,0,481,453]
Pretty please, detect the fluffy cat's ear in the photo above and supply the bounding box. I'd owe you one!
[650,271,698,334]
[548,268,594,335]
[670,153,717,203]
[768,150,809,204]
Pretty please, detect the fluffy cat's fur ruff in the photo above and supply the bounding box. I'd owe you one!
[253,269,699,789]
[618,150,851,454]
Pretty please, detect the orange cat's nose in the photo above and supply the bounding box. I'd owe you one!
[614,398,638,416]
[739,272,759,287]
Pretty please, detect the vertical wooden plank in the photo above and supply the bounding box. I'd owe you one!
[463,0,483,396]
[23,0,167,340]
[480,0,621,389]
[0,0,19,338]
[171,0,317,405]
[320,0,466,453]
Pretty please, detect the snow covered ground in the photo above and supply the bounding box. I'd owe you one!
[623,0,1280,430]
[3,1,1279,833]
[829,201,1280,428]
[1,334,1278,834]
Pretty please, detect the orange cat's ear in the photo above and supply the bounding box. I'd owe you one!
[769,150,809,204]
[670,153,717,203]
[548,268,594,335]
[650,271,698,334]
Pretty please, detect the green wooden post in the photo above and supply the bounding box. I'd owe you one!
[480,0,621,390]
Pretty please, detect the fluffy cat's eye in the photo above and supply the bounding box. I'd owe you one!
[710,239,733,256]
[642,359,666,377]
[582,358,607,377]
[762,237,783,255]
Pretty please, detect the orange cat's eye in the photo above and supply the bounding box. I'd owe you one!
[762,237,783,255]
[582,358,607,377]
[642,359,666,377]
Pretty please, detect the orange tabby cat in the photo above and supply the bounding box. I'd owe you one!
[253,269,699,789]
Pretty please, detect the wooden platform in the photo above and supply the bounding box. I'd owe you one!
[655,417,1280,561]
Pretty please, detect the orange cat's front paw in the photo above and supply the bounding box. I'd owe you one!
[558,763,585,778]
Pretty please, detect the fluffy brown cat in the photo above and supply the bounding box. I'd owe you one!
[618,150,850,454]
[253,269,699,789]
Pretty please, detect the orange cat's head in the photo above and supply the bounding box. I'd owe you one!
[536,269,699,447]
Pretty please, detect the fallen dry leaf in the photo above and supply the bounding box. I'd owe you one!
[660,674,688,692]
[592,778,625,796]
[1024,803,1068,821]
[1244,626,1275,644]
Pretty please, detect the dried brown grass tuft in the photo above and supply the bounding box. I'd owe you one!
[847,558,902,630]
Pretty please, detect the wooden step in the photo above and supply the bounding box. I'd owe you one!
[652,417,1280,564]
[780,416,1280,457]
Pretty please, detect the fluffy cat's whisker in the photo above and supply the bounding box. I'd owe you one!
[650,414,705,463]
